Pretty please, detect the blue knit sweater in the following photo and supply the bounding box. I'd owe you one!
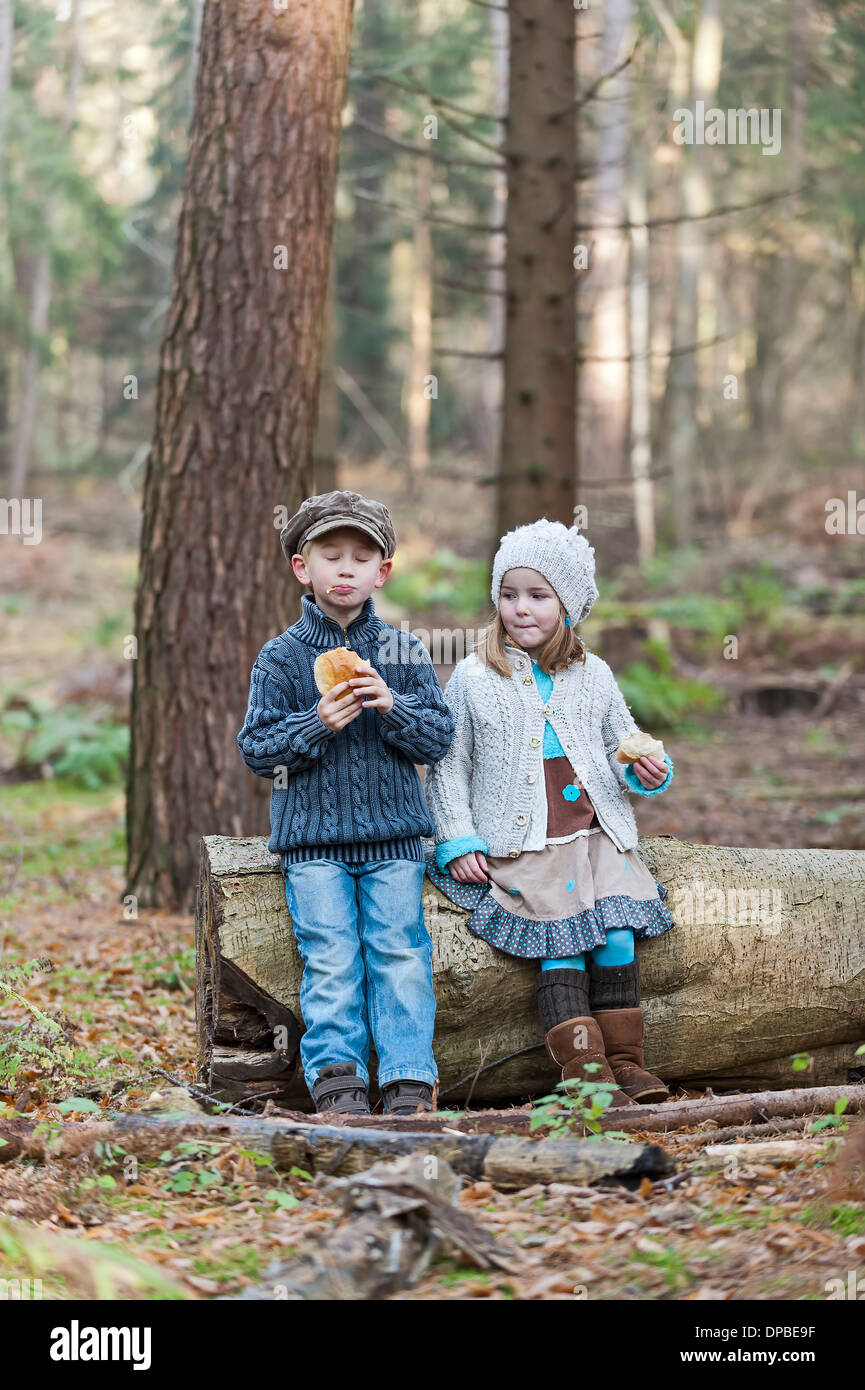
[237,593,456,866]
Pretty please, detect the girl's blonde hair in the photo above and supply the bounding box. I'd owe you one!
[473,602,588,679]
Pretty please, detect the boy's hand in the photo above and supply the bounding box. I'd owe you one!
[347,666,394,714]
[317,681,364,732]
[631,754,668,789]
[447,850,489,884]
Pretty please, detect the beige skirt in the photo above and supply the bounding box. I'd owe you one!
[424,830,674,959]
[423,754,674,958]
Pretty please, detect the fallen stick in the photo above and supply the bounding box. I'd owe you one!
[602,1083,865,1134]
[812,658,857,720]
[266,1083,865,1137]
[662,1116,814,1148]
[697,1138,841,1167]
[22,1112,675,1190]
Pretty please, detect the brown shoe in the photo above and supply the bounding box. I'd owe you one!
[544,1016,639,1109]
[592,1006,669,1103]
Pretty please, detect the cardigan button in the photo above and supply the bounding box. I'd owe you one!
[515,814,527,825]
[523,675,533,685]
[515,661,524,670]
[527,773,536,783]
[509,850,519,858]
[530,736,540,747]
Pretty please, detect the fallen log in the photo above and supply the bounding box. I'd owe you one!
[195,834,865,1108]
[6,1083,859,1166]
[24,1112,675,1190]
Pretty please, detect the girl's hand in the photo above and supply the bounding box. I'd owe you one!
[347,667,394,714]
[631,754,668,789]
[447,850,489,883]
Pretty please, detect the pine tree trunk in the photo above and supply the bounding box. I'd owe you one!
[404,155,432,488]
[496,0,577,546]
[665,0,723,547]
[580,0,632,563]
[8,0,83,498]
[0,0,13,482]
[480,1,508,485]
[127,0,355,911]
[628,152,655,567]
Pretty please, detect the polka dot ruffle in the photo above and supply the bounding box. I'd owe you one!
[423,855,674,960]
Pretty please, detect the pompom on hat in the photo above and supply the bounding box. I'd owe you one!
[491,518,600,625]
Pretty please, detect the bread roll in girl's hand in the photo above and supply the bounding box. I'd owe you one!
[313,646,373,696]
[615,731,666,765]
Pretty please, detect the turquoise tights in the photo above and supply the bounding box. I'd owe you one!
[539,927,635,971]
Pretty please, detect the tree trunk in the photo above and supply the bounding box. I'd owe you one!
[404,154,432,489]
[339,0,390,449]
[195,835,865,1110]
[0,0,13,483]
[580,0,632,564]
[127,0,355,912]
[495,0,577,550]
[628,150,655,568]
[664,0,723,548]
[8,0,83,498]
[313,245,339,495]
[480,0,508,485]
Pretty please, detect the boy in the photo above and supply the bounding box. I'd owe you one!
[237,490,455,1116]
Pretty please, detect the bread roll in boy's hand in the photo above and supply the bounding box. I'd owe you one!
[314,646,373,732]
[615,731,666,765]
[313,646,373,695]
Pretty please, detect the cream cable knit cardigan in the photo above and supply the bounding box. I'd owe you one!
[423,644,651,857]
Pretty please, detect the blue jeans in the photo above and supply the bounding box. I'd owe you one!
[282,858,437,1095]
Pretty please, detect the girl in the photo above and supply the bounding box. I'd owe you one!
[423,519,676,1108]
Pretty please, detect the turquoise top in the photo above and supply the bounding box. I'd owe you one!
[530,662,568,759]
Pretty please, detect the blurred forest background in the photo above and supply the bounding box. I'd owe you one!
[0,0,863,1298]
[2,0,865,914]
[3,0,862,872]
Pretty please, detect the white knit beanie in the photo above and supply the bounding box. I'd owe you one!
[491,518,599,625]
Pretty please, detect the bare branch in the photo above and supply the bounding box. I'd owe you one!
[352,116,503,170]
[351,68,505,124]
[334,366,404,455]
[353,70,505,159]
[434,276,506,297]
[575,186,805,232]
[578,332,732,364]
[351,186,502,234]
[556,38,643,117]
[434,346,504,360]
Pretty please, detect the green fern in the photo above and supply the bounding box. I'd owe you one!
[0,702,128,789]
[617,661,723,729]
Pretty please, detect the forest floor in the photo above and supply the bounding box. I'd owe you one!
[0,481,864,1300]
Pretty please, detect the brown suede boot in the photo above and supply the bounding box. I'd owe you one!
[591,1006,669,1103]
[544,1016,639,1108]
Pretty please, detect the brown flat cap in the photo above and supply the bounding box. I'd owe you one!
[280,490,397,563]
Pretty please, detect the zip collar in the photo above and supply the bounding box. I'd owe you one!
[289,591,380,649]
